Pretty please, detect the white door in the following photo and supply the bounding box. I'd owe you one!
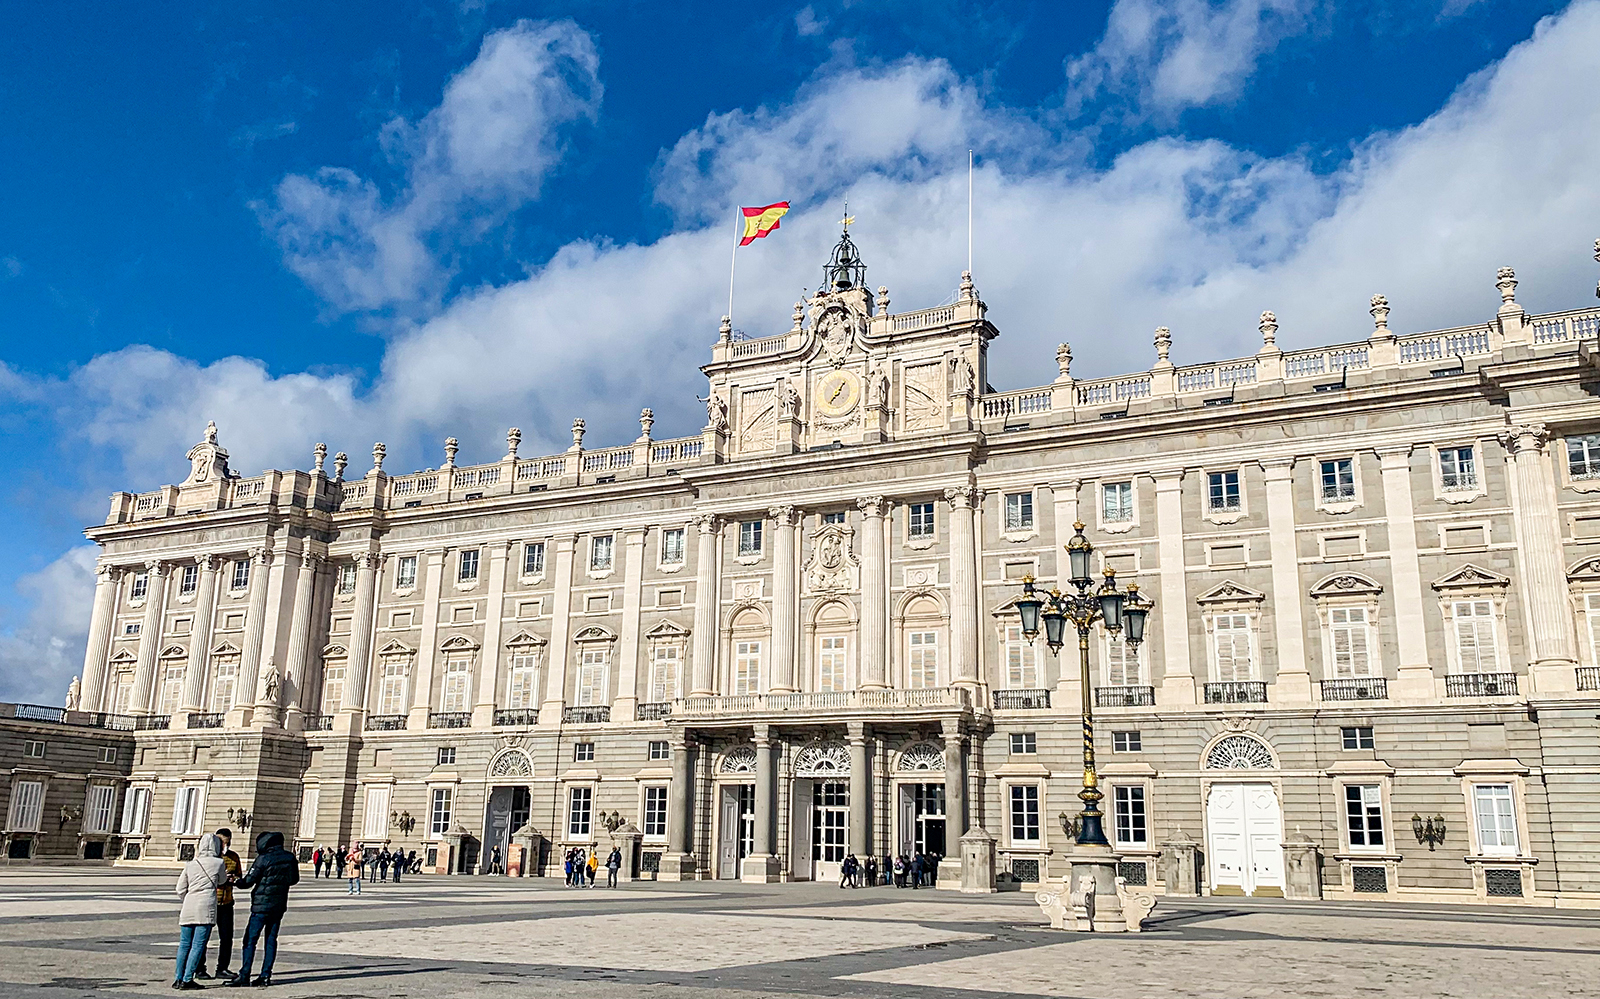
[790,780,813,881]
[1205,782,1283,896]
[812,781,848,883]
[718,787,740,879]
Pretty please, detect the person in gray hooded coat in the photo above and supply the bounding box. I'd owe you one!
[173,834,227,990]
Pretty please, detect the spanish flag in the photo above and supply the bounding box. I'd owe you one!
[740,202,790,245]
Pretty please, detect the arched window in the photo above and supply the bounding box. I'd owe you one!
[814,601,852,692]
[901,595,945,689]
[1204,734,1276,770]
[730,609,766,695]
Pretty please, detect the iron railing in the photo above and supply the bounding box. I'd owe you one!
[635,702,672,721]
[133,714,171,731]
[991,689,1051,710]
[1204,681,1267,704]
[493,708,539,727]
[1095,685,1155,707]
[305,714,334,731]
[1319,677,1388,701]
[563,705,611,724]
[1445,672,1519,697]
[364,714,407,731]
[187,711,225,729]
[428,711,471,729]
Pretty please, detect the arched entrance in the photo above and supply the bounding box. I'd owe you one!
[483,748,535,874]
[1202,734,1284,897]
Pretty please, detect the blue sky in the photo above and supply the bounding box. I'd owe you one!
[1,0,1595,703]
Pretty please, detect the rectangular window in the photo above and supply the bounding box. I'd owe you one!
[362,785,390,840]
[907,631,938,689]
[908,502,936,538]
[210,657,239,713]
[1341,726,1375,750]
[377,658,407,715]
[7,780,44,833]
[118,786,150,835]
[170,785,204,836]
[1569,435,1600,480]
[1207,471,1241,512]
[1587,594,1600,666]
[577,648,608,706]
[1452,600,1499,672]
[507,653,540,710]
[297,786,319,840]
[574,742,595,762]
[818,635,848,692]
[1112,731,1142,752]
[590,535,614,571]
[734,640,762,695]
[23,740,44,759]
[821,511,846,525]
[1009,784,1040,843]
[1114,785,1148,846]
[123,622,142,636]
[98,746,118,764]
[648,645,680,702]
[130,572,149,600]
[395,555,417,589]
[1345,784,1385,848]
[1009,732,1036,755]
[437,747,457,766]
[1005,626,1039,688]
[1440,446,1478,491]
[643,786,668,839]
[1105,634,1142,686]
[1473,784,1518,855]
[1211,613,1254,681]
[660,529,685,565]
[1328,607,1373,677]
[337,563,357,594]
[440,656,471,712]
[430,788,453,837]
[1102,482,1134,522]
[1320,458,1356,502]
[648,740,670,761]
[179,565,199,595]
[739,520,764,556]
[321,665,345,715]
[158,664,185,715]
[1004,492,1034,531]
[457,549,480,583]
[523,542,546,576]
[232,560,250,590]
[568,786,593,837]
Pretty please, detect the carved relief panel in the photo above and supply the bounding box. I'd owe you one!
[738,387,776,453]
[902,361,945,431]
[802,524,860,594]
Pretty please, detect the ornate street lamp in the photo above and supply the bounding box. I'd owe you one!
[1411,813,1447,850]
[1014,522,1152,846]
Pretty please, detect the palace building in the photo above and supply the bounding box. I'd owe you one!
[7,227,1600,905]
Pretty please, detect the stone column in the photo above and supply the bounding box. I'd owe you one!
[1506,425,1581,689]
[769,506,799,693]
[539,536,577,727]
[1378,448,1433,699]
[235,547,275,719]
[473,542,512,728]
[945,487,980,693]
[408,549,449,729]
[281,552,320,730]
[940,718,967,887]
[742,723,782,882]
[857,496,888,689]
[179,556,221,715]
[78,565,121,713]
[1262,460,1310,703]
[340,552,380,724]
[691,515,721,696]
[660,734,697,881]
[613,530,647,722]
[130,561,170,715]
[848,722,871,856]
[1153,472,1194,704]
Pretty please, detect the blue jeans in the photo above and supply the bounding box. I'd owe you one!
[175,924,212,983]
[235,909,284,981]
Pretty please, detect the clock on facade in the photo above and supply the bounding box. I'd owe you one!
[814,370,861,418]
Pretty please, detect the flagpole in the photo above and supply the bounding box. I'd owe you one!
[728,208,741,328]
[967,149,974,276]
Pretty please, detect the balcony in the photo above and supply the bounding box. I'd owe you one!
[1577,667,1600,692]
[674,687,970,723]
[364,714,407,731]
[1,703,137,731]
[187,711,225,729]
[1204,681,1267,704]
[636,702,672,721]
[563,705,611,725]
[992,689,1051,710]
[493,708,540,727]
[429,711,471,729]
[1445,672,1519,697]
[1319,677,1388,701]
[1095,685,1155,707]
[133,714,171,731]
[305,713,334,731]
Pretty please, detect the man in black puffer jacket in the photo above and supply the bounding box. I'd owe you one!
[226,831,300,988]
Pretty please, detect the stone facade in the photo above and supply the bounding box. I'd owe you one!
[15,232,1600,904]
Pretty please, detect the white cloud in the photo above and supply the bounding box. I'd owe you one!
[0,546,96,707]
[796,5,828,36]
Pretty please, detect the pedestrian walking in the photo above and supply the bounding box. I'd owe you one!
[910,853,925,889]
[226,831,301,988]
[171,833,227,990]
[334,845,346,879]
[392,848,404,884]
[864,856,878,888]
[194,827,241,981]
[377,848,391,883]
[839,854,857,889]
[345,844,364,895]
[586,850,598,887]
[605,847,621,888]
[406,850,418,875]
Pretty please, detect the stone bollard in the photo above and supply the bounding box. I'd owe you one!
[510,822,546,878]
[1161,827,1201,897]
[1282,828,1323,900]
[960,826,997,893]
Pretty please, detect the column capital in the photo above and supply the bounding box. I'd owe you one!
[1260,457,1296,480]
[1151,468,1186,486]
[144,559,169,576]
[248,546,274,566]
[491,539,516,558]
[693,513,721,534]
[752,722,772,746]
[354,550,383,571]
[1375,444,1415,463]
[298,550,323,570]
[847,720,868,743]
[1502,423,1551,455]
[942,485,977,509]
[856,495,887,518]
[940,717,963,739]
[767,505,798,526]
[198,553,223,573]
[96,562,119,581]
[623,528,648,545]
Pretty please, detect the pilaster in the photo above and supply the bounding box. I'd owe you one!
[612,530,647,723]
[857,496,888,689]
[539,535,578,727]
[1153,473,1195,704]
[769,506,799,692]
[473,542,512,727]
[1262,459,1311,704]
[1378,447,1434,699]
[408,549,449,730]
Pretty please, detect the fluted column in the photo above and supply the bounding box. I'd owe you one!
[848,722,871,856]
[1154,471,1194,704]
[473,542,512,727]
[1379,448,1433,699]
[281,551,321,728]
[743,723,781,882]
[130,561,169,715]
[613,530,647,722]
[539,536,577,726]
[235,547,275,716]
[1506,426,1580,677]
[944,487,979,691]
[78,565,121,713]
[691,514,721,696]
[179,556,221,713]
[857,497,888,689]
[341,552,380,720]
[769,506,799,692]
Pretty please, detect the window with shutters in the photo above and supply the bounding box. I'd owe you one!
[377,656,409,714]
[1451,600,1499,673]
[362,785,390,839]
[907,631,939,689]
[157,662,186,714]
[1327,607,1374,677]
[440,655,472,711]
[733,640,762,695]
[648,645,680,702]
[577,647,608,705]
[1103,634,1142,686]
[119,786,151,835]
[507,653,540,709]
[297,786,319,840]
[1345,784,1385,849]
[1210,614,1256,682]
[818,635,848,691]
[170,785,204,836]
[7,781,44,833]
[211,655,239,713]
[1005,625,1038,688]
[1472,783,1518,855]
[321,664,346,715]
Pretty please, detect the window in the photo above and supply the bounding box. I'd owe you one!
[231,560,250,590]
[818,635,848,691]
[907,631,938,689]
[568,786,593,837]
[1345,784,1385,848]
[7,780,44,833]
[1104,634,1142,686]
[437,747,456,766]
[458,549,480,583]
[643,786,668,839]
[577,647,608,705]
[1452,600,1499,672]
[211,656,239,713]
[822,511,846,525]
[430,788,453,837]
[507,653,540,710]
[648,645,680,702]
[337,563,357,595]
[1009,732,1036,755]
[1112,731,1142,752]
[660,529,685,565]
[1009,784,1040,843]
[297,786,319,840]
[1328,607,1373,677]
[377,657,408,714]
[574,742,595,762]
[1207,471,1241,512]
[440,656,471,712]
[158,664,185,714]
[1473,784,1518,855]
[82,785,111,835]
[1211,613,1255,681]
[170,785,204,836]
[123,622,142,636]
[1102,482,1134,522]
[908,502,936,539]
[1113,786,1147,846]
[362,785,390,839]
[523,542,546,576]
[734,640,762,695]
[130,572,149,600]
[1586,594,1600,665]
[1341,726,1375,750]
[98,746,118,765]
[1320,459,1355,502]
[179,565,199,596]
[648,740,670,761]
[1439,446,1478,491]
[321,665,345,715]
[590,535,614,571]
[23,740,44,759]
[739,520,764,556]
[1569,435,1600,480]
[1004,492,1034,531]
[118,786,150,835]
[395,555,417,589]
[1005,625,1038,688]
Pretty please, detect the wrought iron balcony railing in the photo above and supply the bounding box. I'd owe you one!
[305,713,334,731]
[364,714,407,731]
[1095,685,1155,707]
[428,711,471,729]
[133,714,171,731]
[1444,672,1519,697]
[563,705,611,724]
[992,688,1051,710]
[1203,681,1267,704]
[187,711,225,729]
[493,708,539,727]
[635,702,672,721]
[1319,677,1388,701]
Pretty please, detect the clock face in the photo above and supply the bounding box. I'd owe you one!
[815,370,861,417]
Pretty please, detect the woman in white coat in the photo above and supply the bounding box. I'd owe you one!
[173,834,227,990]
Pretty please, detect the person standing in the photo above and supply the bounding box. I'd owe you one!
[488,845,503,876]
[172,833,227,990]
[605,847,621,888]
[310,845,322,880]
[377,848,391,883]
[334,844,346,880]
[392,848,404,884]
[195,827,242,981]
[345,845,363,895]
[910,853,925,889]
[586,850,598,887]
[227,831,301,988]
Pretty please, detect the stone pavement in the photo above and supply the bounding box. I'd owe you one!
[2,870,1599,999]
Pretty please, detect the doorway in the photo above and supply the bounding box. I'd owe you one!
[811,781,849,882]
[718,783,755,879]
[1205,782,1284,896]
[484,785,532,872]
[897,783,946,858]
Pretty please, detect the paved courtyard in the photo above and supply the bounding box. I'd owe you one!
[1,871,1599,999]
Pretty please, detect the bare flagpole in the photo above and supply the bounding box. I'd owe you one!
[728,207,741,328]
[968,149,974,276]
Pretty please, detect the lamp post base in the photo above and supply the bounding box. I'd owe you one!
[1034,843,1158,933]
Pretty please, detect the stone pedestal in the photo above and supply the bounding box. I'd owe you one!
[1282,830,1323,900]
[511,823,546,878]
[741,854,783,883]
[1532,662,1576,694]
[657,852,698,882]
[1036,843,1158,932]
[959,826,997,893]
[611,824,643,882]
[1160,828,1201,897]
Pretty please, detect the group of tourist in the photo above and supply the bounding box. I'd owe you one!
[307,844,421,893]
[839,852,941,888]
[172,828,301,989]
[560,845,623,887]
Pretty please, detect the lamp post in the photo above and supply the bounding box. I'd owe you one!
[1013,522,1152,846]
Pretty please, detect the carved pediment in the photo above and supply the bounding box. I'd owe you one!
[439,634,480,652]
[644,621,690,640]
[376,639,415,656]
[109,649,138,664]
[802,524,860,594]
[1568,556,1600,583]
[1309,572,1383,598]
[1432,564,1511,591]
[320,643,348,659]
[1196,580,1267,605]
[159,645,187,658]
[210,640,241,656]
[505,631,547,649]
[573,625,617,643]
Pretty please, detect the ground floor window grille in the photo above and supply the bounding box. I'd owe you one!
[1351,865,1388,893]
[1484,869,1523,896]
[1116,860,1148,886]
[1011,858,1041,883]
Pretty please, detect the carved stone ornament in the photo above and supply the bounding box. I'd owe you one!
[184,421,231,485]
[719,746,758,774]
[1308,572,1383,599]
[793,742,851,777]
[489,747,534,779]
[1205,734,1275,770]
[704,392,729,432]
[803,523,860,594]
[1195,580,1267,605]
[813,304,861,366]
[261,667,281,706]
[1567,556,1600,583]
[1431,564,1511,591]
[896,742,945,773]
